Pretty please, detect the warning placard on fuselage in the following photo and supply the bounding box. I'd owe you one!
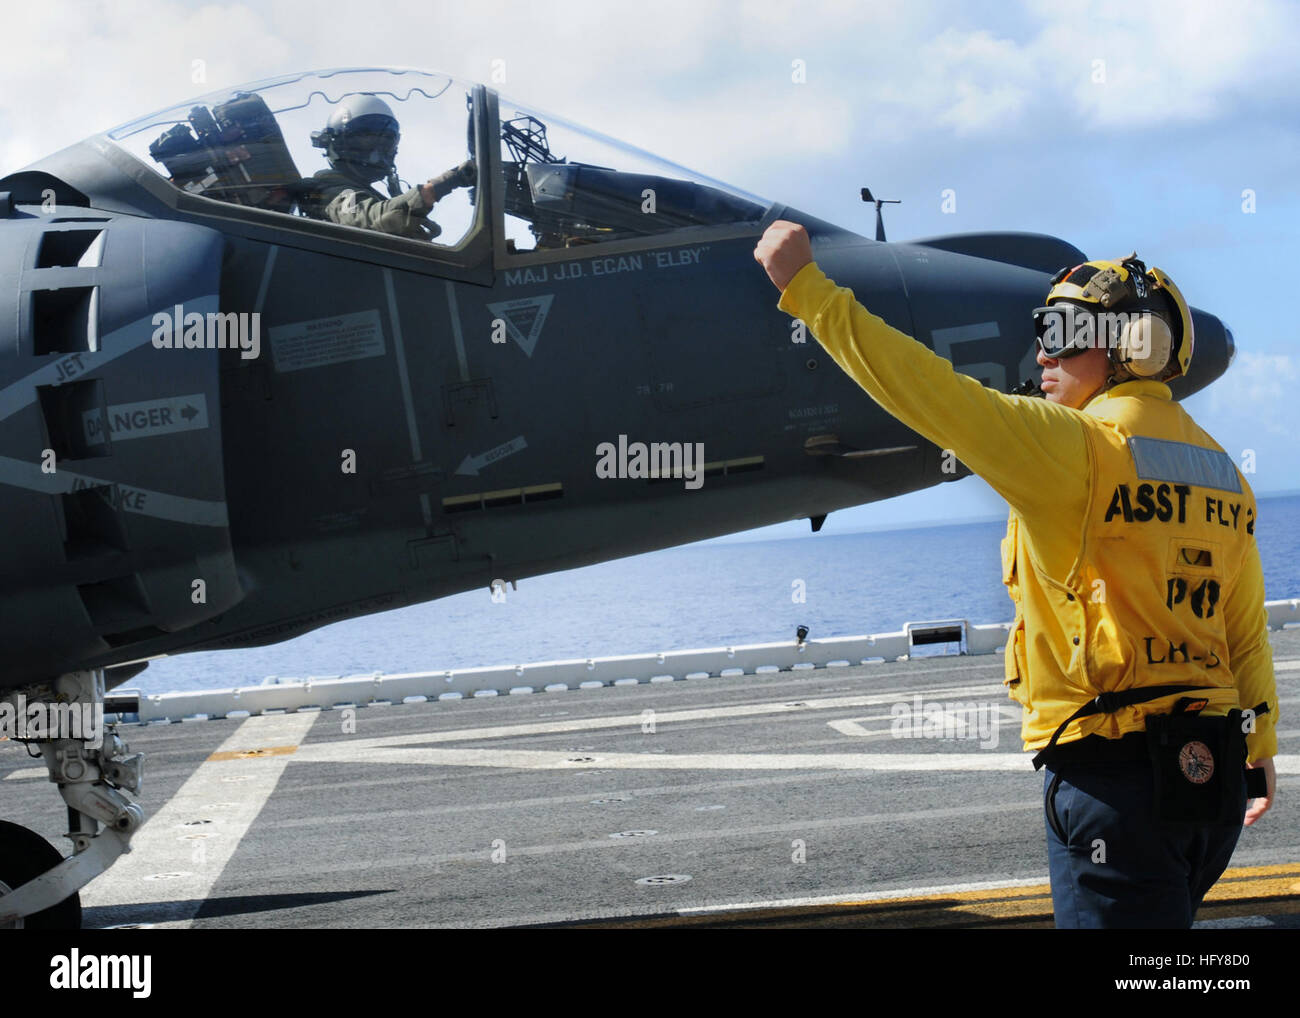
[269,309,386,373]
[82,394,210,446]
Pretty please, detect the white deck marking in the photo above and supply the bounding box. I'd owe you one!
[293,683,1002,751]
[2,767,46,781]
[79,712,315,928]
[826,708,1018,739]
[283,678,1300,774]
[291,744,1035,770]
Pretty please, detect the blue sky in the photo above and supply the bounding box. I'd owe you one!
[4,0,1296,541]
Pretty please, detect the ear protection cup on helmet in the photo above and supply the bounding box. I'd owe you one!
[1111,310,1173,378]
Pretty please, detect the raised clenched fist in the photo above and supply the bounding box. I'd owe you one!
[754,220,814,292]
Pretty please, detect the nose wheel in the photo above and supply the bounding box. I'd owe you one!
[0,820,82,930]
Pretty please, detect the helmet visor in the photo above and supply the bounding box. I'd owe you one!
[341,114,399,167]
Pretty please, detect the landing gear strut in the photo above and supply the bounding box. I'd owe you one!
[0,669,146,929]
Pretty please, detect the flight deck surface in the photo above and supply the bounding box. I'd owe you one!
[3,630,1297,930]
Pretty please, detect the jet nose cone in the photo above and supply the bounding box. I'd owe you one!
[1224,323,1235,366]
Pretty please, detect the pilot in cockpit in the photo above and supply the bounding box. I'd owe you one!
[301,94,475,241]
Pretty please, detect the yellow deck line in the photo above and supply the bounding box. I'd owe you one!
[553,862,1300,929]
[206,744,299,762]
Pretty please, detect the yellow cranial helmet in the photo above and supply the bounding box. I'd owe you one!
[1038,253,1194,381]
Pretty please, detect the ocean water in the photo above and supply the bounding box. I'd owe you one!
[133,494,1300,694]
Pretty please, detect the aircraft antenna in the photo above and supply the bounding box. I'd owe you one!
[860,187,900,242]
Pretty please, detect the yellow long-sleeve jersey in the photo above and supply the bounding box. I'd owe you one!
[777,262,1277,761]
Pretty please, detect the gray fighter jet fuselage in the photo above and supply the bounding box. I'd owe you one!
[0,69,1235,697]
[0,66,1239,929]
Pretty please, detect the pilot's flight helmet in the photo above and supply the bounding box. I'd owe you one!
[311,94,401,183]
[1032,254,1194,382]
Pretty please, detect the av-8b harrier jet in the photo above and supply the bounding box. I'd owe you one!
[0,68,1234,927]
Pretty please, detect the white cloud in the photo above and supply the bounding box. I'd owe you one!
[1188,350,1300,493]
[1207,351,1299,430]
[1,2,290,173]
[924,29,1036,135]
[1028,0,1298,129]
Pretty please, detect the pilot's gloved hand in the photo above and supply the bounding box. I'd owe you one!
[423,160,477,205]
[452,158,477,186]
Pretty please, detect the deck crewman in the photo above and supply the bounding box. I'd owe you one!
[755,220,1277,928]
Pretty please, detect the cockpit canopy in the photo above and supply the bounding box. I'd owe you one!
[104,68,771,256]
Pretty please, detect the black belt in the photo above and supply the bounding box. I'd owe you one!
[1031,684,1216,771]
[1038,731,1149,767]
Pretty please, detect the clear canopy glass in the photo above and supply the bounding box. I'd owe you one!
[104,68,772,254]
[491,90,770,253]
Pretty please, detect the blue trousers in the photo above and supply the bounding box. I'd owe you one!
[1043,755,1246,928]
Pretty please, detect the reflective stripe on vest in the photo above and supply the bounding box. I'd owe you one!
[1126,436,1242,494]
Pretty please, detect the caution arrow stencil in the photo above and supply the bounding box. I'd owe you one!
[487,295,554,357]
[456,435,528,477]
